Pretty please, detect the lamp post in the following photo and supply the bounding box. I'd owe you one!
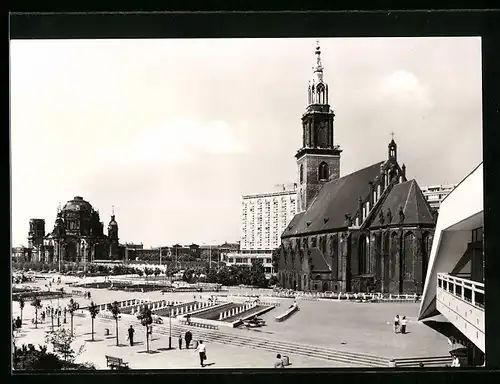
[168,303,173,349]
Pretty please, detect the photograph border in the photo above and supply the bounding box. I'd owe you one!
[8,8,500,383]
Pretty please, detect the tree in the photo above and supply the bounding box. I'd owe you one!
[136,305,153,353]
[14,343,63,370]
[206,268,218,284]
[87,301,100,342]
[182,269,194,283]
[108,301,121,346]
[268,275,279,287]
[135,268,144,277]
[154,267,161,278]
[30,297,42,329]
[67,299,80,337]
[271,247,281,273]
[144,267,153,280]
[19,295,25,324]
[250,259,267,288]
[45,328,84,364]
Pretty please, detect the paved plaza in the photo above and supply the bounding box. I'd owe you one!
[12,274,450,369]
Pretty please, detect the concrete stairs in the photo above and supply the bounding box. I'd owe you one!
[98,317,389,367]
[390,356,453,368]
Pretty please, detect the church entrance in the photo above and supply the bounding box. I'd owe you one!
[66,242,77,263]
[322,281,329,292]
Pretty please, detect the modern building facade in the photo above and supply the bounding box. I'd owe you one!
[421,184,457,211]
[241,189,297,251]
[418,163,484,366]
[224,189,297,276]
[276,42,436,293]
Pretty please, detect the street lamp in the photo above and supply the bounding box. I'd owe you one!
[168,303,173,349]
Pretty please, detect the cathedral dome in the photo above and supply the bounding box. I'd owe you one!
[62,196,93,213]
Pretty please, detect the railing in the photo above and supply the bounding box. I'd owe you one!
[178,319,219,330]
[437,273,484,309]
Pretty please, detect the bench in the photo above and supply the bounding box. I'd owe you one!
[105,355,129,370]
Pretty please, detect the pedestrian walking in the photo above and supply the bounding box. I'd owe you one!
[178,334,183,350]
[185,330,192,349]
[400,316,408,334]
[127,325,135,346]
[393,314,400,334]
[194,340,207,367]
[15,316,22,330]
[274,354,285,368]
[41,312,46,323]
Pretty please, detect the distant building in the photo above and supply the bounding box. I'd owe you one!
[12,245,26,262]
[224,189,297,277]
[421,184,457,211]
[241,189,297,251]
[23,196,121,264]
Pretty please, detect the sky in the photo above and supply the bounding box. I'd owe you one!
[10,37,483,248]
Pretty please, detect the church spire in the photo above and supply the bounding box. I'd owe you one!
[313,40,323,74]
[307,40,328,106]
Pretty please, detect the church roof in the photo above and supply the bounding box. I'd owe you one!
[282,161,384,238]
[309,247,331,272]
[366,179,435,229]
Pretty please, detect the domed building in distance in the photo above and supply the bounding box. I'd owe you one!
[26,196,121,264]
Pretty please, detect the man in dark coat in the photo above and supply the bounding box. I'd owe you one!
[127,325,135,346]
[185,330,192,349]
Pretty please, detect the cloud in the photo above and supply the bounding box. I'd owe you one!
[106,117,248,165]
[379,70,433,109]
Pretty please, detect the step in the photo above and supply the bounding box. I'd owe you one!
[96,317,388,367]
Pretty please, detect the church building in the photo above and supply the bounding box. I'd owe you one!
[277,42,436,294]
[25,196,122,264]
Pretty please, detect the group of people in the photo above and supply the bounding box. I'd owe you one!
[393,314,408,334]
[126,326,208,367]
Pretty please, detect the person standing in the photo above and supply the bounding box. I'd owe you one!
[185,330,192,349]
[178,334,183,350]
[393,315,400,334]
[127,325,135,346]
[194,340,207,367]
[400,316,408,334]
[15,316,22,330]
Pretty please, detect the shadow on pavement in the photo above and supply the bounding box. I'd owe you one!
[157,347,176,351]
[85,339,104,342]
[108,343,129,347]
[137,350,161,354]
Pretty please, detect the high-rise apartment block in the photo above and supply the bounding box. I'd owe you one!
[224,188,297,276]
[421,184,457,211]
[241,189,297,251]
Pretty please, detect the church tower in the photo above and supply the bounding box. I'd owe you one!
[296,41,342,212]
[108,206,119,260]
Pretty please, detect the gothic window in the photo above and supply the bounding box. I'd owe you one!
[300,164,304,183]
[318,162,329,181]
[317,84,325,104]
[390,232,398,280]
[403,232,414,280]
[358,234,368,275]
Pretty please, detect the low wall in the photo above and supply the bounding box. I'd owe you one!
[275,305,299,322]
[230,305,276,327]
